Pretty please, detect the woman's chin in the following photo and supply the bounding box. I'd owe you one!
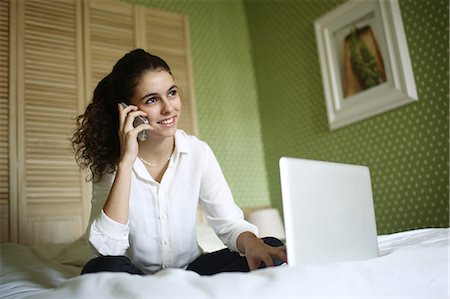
[149,128,177,139]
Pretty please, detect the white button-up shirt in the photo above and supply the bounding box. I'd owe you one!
[87,130,258,274]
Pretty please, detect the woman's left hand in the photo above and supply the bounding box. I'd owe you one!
[237,232,287,271]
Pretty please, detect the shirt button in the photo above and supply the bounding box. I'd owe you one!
[160,214,167,221]
[162,264,168,269]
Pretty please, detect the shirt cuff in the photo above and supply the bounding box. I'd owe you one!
[93,209,130,240]
[229,222,259,254]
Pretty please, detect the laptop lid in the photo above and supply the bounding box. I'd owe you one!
[279,157,379,267]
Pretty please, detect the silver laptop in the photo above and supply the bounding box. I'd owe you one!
[279,157,379,267]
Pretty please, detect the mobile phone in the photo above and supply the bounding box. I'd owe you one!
[119,102,148,141]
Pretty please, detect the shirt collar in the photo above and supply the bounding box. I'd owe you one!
[132,130,190,182]
[174,129,190,155]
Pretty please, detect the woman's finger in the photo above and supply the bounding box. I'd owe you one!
[271,246,287,262]
[124,110,148,132]
[117,103,137,132]
[262,254,273,268]
[247,257,259,271]
[131,124,153,139]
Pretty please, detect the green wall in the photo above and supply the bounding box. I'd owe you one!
[128,0,449,234]
[244,0,449,234]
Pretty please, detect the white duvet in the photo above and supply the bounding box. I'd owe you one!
[1,228,448,299]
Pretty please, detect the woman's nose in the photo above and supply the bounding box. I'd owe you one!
[161,99,174,114]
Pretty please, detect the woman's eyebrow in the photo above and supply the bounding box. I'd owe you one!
[139,92,158,101]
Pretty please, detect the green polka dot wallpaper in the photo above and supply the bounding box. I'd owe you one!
[126,0,449,234]
[244,0,449,234]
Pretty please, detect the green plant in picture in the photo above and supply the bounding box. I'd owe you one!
[349,27,383,89]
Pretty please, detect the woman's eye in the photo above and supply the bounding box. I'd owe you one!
[146,97,157,104]
[168,89,177,97]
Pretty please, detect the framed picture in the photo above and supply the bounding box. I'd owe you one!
[314,0,418,130]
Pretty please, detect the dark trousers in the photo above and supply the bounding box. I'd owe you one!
[81,237,284,276]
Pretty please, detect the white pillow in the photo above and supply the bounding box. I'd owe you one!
[196,224,226,253]
[53,237,94,267]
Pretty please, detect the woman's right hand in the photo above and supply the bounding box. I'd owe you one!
[117,103,152,166]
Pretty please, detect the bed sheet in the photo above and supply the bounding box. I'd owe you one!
[1,228,448,299]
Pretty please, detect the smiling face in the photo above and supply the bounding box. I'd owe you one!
[131,69,181,140]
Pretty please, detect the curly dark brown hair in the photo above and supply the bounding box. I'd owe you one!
[72,49,172,182]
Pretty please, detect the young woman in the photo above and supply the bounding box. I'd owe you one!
[72,49,286,275]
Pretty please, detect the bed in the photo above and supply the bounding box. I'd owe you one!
[1,226,448,299]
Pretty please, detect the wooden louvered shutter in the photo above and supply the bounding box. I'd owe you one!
[144,9,197,135]
[0,0,11,242]
[4,0,197,244]
[16,0,88,244]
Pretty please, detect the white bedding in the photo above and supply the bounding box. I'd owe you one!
[1,228,448,299]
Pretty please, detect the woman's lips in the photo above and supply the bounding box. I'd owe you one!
[157,116,176,126]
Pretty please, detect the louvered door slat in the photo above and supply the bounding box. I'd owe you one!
[0,0,9,242]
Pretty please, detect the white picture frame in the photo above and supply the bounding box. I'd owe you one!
[314,0,418,130]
